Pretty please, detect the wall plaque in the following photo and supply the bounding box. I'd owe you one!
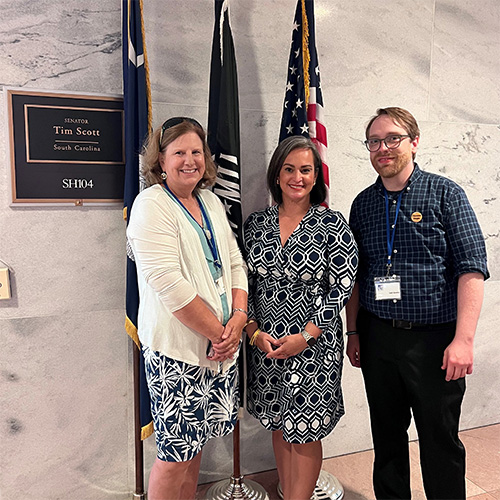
[7,88,125,205]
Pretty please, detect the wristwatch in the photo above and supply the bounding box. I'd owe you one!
[300,330,317,347]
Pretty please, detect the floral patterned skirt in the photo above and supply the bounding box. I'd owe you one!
[143,346,239,462]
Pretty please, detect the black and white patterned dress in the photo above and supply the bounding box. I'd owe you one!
[243,205,358,443]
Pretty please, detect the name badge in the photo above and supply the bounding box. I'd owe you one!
[374,275,401,301]
[215,276,226,296]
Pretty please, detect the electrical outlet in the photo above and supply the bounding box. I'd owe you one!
[0,268,11,299]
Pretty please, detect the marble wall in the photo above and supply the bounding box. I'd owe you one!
[0,0,498,499]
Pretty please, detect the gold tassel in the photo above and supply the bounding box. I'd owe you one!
[301,0,310,110]
[125,316,141,349]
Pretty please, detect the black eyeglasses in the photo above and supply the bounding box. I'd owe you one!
[364,134,411,152]
[159,117,203,148]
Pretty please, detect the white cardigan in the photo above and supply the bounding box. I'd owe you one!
[127,184,248,371]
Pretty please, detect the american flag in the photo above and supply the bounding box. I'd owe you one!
[279,0,329,204]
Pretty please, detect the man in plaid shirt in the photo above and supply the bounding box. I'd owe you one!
[346,107,489,500]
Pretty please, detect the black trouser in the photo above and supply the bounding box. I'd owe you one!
[358,308,466,500]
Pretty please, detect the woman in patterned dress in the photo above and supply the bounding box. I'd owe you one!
[127,117,247,500]
[243,136,358,499]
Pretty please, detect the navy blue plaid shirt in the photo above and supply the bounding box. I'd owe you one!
[349,164,489,324]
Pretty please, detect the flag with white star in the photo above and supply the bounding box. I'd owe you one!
[208,0,243,247]
[122,0,153,440]
[279,0,329,204]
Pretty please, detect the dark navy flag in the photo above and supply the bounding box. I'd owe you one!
[208,0,243,247]
[122,0,153,440]
[279,0,329,203]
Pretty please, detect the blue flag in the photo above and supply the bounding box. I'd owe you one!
[122,0,153,440]
[208,0,243,247]
[279,0,329,202]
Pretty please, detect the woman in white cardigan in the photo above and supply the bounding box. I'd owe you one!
[127,117,248,500]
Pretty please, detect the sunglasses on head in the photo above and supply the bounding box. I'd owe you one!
[159,117,203,148]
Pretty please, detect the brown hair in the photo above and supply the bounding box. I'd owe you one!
[365,107,420,140]
[365,107,420,160]
[267,135,326,205]
[141,118,217,189]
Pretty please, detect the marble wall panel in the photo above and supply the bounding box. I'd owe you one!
[229,0,297,113]
[0,309,130,500]
[0,0,122,94]
[327,114,379,216]
[418,121,500,278]
[0,200,127,319]
[239,109,282,219]
[144,1,213,107]
[429,0,500,123]
[145,0,439,120]
[461,280,500,428]
[145,0,293,114]
[316,0,434,118]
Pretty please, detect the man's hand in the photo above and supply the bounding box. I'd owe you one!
[441,337,474,381]
[346,334,361,368]
[441,272,484,381]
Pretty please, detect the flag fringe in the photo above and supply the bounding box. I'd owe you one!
[141,421,154,440]
[125,315,154,440]
[125,315,141,349]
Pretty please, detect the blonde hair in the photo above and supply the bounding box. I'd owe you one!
[141,119,216,190]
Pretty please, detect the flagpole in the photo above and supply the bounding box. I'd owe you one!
[122,1,153,497]
[205,0,269,497]
[205,418,269,500]
[232,419,240,478]
[133,342,146,499]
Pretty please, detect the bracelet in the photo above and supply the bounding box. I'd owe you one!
[245,319,256,329]
[249,329,262,346]
[232,308,248,317]
[345,331,358,336]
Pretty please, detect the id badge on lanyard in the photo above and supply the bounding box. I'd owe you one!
[215,276,226,296]
[374,275,401,300]
[375,188,403,301]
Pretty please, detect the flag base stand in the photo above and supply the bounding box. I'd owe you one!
[277,470,344,500]
[205,475,269,500]
[132,494,146,499]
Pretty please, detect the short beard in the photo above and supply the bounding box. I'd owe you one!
[373,150,413,179]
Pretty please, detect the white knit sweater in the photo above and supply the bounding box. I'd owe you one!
[127,184,248,371]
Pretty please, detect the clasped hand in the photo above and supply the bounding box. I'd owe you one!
[208,315,246,362]
[254,333,307,359]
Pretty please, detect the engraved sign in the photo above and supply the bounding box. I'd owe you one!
[7,88,125,205]
[25,105,124,164]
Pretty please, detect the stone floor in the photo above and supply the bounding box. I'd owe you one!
[196,423,500,500]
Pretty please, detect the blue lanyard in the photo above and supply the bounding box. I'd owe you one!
[163,182,222,269]
[384,188,404,274]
